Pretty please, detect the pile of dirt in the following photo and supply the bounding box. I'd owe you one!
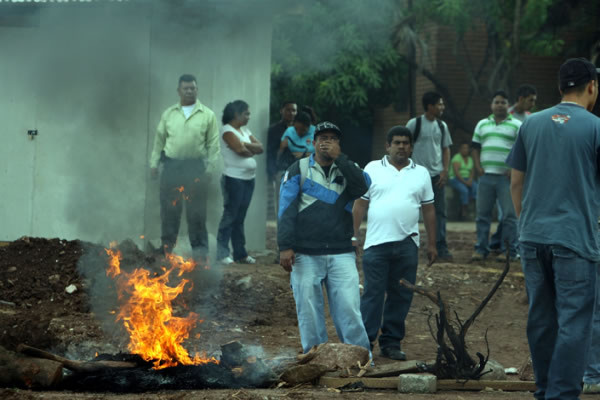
[0,237,157,351]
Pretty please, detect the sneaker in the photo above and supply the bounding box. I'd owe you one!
[380,347,407,361]
[218,256,234,265]
[583,383,600,393]
[471,251,485,261]
[236,256,256,264]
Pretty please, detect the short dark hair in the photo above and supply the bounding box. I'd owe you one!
[300,105,317,123]
[492,90,509,101]
[562,82,589,96]
[280,100,296,109]
[294,111,312,127]
[386,125,413,145]
[516,84,537,99]
[422,92,442,111]
[178,74,196,87]
[222,100,249,125]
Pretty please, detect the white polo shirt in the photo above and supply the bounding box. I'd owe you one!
[362,157,434,249]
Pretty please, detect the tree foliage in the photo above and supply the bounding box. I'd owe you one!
[395,0,599,132]
[270,0,407,126]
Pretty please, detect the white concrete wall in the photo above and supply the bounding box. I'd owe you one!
[0,1,272,252]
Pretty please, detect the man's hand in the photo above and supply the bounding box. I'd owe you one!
[476,166,484,177]
[280,249,296,272]
[151,168,159,179]
[437,170,448,187]
[319,141,341,160]
[427,244,438,266]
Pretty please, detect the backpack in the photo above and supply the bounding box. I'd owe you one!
[413,115,447,151]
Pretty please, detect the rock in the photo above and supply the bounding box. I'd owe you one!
[397,373,437,393]
[519,356,535,381]
[7,267,17,273]
[307,343,369,370]
[236,276,252,290]
[65,284,77,294]
[280,363,330,385]
[482,359,507,380]
[48,274,60,284]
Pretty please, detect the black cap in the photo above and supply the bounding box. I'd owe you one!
[314,121,342,138]
[559,58,598,91]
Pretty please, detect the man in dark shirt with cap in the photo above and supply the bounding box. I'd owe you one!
[507,57,600,400]
[278,121,371,354]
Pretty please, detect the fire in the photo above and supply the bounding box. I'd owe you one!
[105,244,217,369]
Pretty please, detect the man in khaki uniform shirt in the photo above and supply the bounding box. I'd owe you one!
[150,74,220,260]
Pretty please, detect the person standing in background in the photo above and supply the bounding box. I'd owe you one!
[489,84,537,254]
[448,142,477,220]
[406,92,453,260]
[149,74,220,261]
[216,100,263,265]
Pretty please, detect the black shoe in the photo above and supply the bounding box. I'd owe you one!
[380,347,407,361]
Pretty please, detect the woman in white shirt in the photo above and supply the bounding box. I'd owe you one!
[217,100,264,265]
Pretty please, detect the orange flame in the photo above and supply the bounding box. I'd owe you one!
[105,247,217,369]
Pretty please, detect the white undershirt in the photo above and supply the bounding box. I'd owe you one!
[182,104,195,119]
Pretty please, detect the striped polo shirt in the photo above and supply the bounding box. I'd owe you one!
[472,114,521,174]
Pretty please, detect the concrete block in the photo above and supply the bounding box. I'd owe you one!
[397,373,437,393]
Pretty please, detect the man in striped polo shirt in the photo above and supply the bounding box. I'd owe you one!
[471,90,522,261]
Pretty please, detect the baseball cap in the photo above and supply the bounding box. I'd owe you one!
[314,121,342,138]
[559,58,599,91]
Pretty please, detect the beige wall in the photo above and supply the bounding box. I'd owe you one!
[0,2,272,255]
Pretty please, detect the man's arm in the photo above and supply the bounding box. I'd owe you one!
[278,162,302,272]
[204,112,221,174]
[422,203,437,266]
[510,169,525,217]
[334,153,370,199]
[352,198,369,251]
[438,146,450,186]
[149,114,168,178]
[472,146,483,176]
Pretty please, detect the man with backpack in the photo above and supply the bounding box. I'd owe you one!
[406,92,453,260]
[278,121,371,354]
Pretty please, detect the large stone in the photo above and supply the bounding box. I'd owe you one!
[307,343,369,370]
[280,363,330,385]
[481,358,507,380]
[398,373,437,393]
[519,356,535,381]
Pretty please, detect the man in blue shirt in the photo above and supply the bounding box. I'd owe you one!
[507,57,600,400]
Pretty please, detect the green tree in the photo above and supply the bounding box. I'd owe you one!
[270,0,407,127]
[394,0,600,133]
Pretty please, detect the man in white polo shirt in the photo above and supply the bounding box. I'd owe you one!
[472,90,522,261]
[353,126,437,360]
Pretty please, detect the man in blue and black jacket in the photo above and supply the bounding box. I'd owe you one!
[278,121,371,354]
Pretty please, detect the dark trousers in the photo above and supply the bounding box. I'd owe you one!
[216,175,255,260]
[360,237,418,350]
[159,158,208,256]
[431,175,450,256]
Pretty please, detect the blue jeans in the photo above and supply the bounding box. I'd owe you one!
[290,252,371,354]
[216,175,254,260]
[448,177,478,205]
[432,175,450,256]
[360,238,418,350]
[474,174,517,257]
[584,267,600,384]
[520,241,597,400]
